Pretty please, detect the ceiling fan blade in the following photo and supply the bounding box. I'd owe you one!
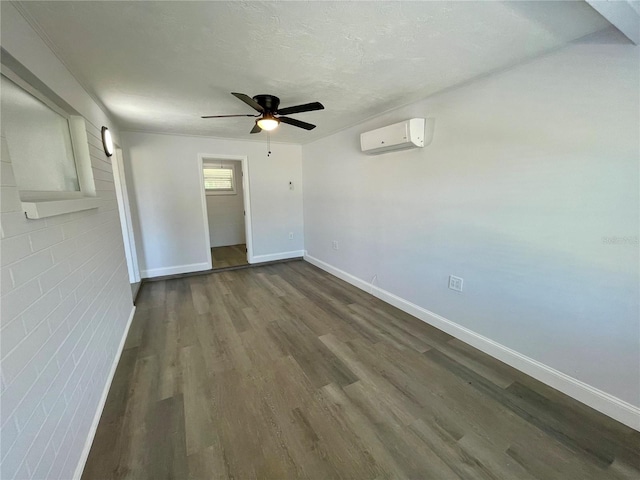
[201,114,257,118]
[279,116,316,130]
[250,123,262,134]
[277,102,324,116]
[232,92,264,112]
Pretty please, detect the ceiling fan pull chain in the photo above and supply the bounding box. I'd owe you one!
[267,132,271,157]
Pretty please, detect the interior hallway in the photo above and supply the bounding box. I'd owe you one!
[82,261,639,479]
[211,244,248,269]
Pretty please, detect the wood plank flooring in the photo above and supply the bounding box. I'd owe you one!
[211,244,248,269]
[82,260,640,479]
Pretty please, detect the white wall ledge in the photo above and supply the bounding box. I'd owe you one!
[22,197,101,219]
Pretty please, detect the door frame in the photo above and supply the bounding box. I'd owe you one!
[112,147,141,283]
[197,154,254,268]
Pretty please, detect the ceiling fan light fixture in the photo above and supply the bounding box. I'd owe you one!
[257,116,279,131]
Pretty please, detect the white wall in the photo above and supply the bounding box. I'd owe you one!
[302,29,640,424]
[121,131,303,277]
[1,4,134,479]
[204,159,246,248]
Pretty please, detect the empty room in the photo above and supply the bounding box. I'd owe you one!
[1,1,639,479]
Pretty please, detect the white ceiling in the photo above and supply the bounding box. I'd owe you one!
[14,1,610,144]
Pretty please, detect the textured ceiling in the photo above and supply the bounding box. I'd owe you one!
[13,1,609,144]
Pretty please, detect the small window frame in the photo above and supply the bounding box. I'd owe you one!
[1,55,100,219]
[203,165,237,196]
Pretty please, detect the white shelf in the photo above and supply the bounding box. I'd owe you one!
[22,197,102,219]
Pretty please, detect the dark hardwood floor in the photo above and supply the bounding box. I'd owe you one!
[82,260,640,479]
[211,244,248,269]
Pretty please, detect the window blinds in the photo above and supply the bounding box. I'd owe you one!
[203,167,234,191]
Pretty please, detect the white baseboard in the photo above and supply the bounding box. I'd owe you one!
[141,261,210,278]
[304,253,640,431]
[73,305,137,480]
[250,250,304,264]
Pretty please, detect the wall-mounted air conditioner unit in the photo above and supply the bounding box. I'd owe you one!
[360,118,429,155]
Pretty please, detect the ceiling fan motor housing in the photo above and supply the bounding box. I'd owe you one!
[253,94,280,113]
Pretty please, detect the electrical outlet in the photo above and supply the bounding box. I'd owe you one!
[449,275,463,292]
[332,240,339,250]
[289,232,294,240]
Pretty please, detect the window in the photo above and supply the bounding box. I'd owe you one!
[203,166,236,195]
[1,54,99,219]
[1,74,80,193]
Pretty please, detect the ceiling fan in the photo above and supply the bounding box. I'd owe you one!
[202,93,324,134]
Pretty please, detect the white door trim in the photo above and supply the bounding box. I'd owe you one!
[113,147,140,283]
[197,154,254,267]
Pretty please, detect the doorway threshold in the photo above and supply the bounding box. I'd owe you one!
[141,257,303,283]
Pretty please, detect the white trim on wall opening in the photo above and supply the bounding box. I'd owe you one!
[197,154,254,267]
[113,147,140,284]
[1,63,100,219]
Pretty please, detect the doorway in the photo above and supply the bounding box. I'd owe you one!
[199,155,253,270]
[112,147,141,298]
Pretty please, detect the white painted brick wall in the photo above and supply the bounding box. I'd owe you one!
[1,122,134,479]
